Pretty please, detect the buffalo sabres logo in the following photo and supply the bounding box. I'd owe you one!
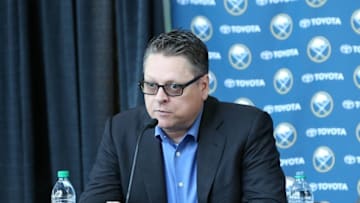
[307,36,331,63]
[270,13,293,40]
[208,71,217,95]
[274,122,297,149]
[313,146,335,173]
[273,68,293,95]
[234,97,254,106]
[190,16,213,42]
[351,9,360,34]
[306,0,327,8]
[356,122,360,143]
[224,0,248,16]
[228,44,252,70]
[310,91,333,118]
[354,65,360,89]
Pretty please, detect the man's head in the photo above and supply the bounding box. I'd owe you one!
[140,29,209,137]
[143,29,208,76]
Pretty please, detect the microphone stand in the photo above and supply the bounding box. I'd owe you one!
[125,119,158,203]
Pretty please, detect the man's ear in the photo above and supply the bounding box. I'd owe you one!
[200,74,209,100]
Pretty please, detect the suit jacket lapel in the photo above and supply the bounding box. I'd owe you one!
[197,97,225,203]
[135,96,224,203]
[138,128,167,203]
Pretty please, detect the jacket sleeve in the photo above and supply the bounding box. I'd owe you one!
[242,111,287,203]
[79,117,123,203]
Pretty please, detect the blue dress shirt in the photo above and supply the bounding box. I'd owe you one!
[155,111,202,203]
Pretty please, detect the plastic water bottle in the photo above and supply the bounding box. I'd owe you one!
[51,170,76,203]
[288,171,314,203]
[285,176,295,201]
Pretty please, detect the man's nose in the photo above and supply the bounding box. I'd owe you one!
[155,86,169,101]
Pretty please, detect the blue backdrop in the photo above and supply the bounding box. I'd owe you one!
[171,0,360,202]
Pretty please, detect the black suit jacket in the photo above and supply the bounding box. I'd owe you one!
[80,96,287,203]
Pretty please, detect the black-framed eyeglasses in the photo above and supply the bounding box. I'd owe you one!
[138,74,205,97]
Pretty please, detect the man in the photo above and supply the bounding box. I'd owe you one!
[80,29,287,203]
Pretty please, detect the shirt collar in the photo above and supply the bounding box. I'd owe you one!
[155,108,203,142]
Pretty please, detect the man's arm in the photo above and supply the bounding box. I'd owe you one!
[79,118,123,203]
[242,111,287,203]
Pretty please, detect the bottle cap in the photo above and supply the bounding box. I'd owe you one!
[57,170,70,178]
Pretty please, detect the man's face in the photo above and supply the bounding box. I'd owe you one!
[143,53,209,134]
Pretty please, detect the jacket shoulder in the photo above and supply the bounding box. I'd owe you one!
[205,96,268,118]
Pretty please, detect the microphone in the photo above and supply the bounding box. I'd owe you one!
[125,118,158,203]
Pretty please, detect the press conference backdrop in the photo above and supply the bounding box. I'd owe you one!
[170,0,360,202]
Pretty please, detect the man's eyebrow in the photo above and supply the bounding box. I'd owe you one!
[143,78,179,84]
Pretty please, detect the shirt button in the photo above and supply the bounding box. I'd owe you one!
[176,151,181,157]
[178,182,184,187]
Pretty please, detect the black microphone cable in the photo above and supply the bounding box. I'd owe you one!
[125,118,158,203]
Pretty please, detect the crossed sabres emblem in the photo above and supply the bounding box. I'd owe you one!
[208,71,217,95]
[191,16,213,42]
[354,66,360,89]
[274,68,293,95]
[228,44,252,70]
[224,0,248,16]
[313,146,335,173]
[310,91,334,118]
[306,0,327,8]
[234,97,254,106]
[274,122,297,149]
[307,36,331,63]
[270,13,293,40]
[351,9,360,34]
